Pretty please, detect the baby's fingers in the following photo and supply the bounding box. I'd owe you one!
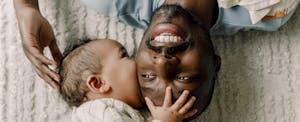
[183,109,198,119]
[145,97,156,112]
[163,86,172,107]
[172,90,190,111]
[178,96,196,114]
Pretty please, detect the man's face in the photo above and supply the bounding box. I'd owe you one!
[136,5,220,118]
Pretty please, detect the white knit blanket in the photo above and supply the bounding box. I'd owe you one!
[0,0,299,121]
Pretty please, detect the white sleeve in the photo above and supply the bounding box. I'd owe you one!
[72,100,125,122]
[72,99,144,122]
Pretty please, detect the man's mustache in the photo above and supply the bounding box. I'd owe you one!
[145,38,192,55]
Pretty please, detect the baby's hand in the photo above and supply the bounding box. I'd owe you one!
[145,87,197,122]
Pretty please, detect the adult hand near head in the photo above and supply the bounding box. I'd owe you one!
[15,5,63,92]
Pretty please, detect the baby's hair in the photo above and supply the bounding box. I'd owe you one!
[59,39,103,107]
[62,39,93,59]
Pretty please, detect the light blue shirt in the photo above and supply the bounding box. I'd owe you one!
[80,0,298,35]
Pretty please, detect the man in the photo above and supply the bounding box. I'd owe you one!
[135,5,220,119]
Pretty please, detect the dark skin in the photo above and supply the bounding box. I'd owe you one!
[136,5,221,120]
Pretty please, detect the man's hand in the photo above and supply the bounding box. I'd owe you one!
[15,6,62,92]
[145,87,198,122]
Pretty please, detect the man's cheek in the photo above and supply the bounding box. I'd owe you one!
[172,92,181,101]
[142,90,164,105]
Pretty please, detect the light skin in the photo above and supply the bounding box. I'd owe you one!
[84,40,144,108]
[83,40,198,121]
[13,0,218,92]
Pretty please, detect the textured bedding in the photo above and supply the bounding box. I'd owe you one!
[0,0,299,121]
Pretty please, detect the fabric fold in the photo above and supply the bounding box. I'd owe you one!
[218,0,299,24]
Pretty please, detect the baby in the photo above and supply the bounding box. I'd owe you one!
[59,39,197,122]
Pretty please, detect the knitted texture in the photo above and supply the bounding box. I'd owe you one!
[0,0,299,121]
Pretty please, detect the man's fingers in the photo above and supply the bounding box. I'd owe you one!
[27,51,61,82]
[172,90,190,111]
[145,97,156,112]
[26,49,61,91]
[34,68,60,92]
[22,38,55,66]
[178,96,196,114]
[163,86,172,107]
[49,40,63,66]
[40,72,60,92]
[48,79,61,92]
[25,45,55,66]
[34,50,56,66]
[39,64,61,82]
[183,109,198,119]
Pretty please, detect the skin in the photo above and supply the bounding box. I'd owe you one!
[136,5,221,119]
[84,40,198,121]
[145,87,198,122]
[13,0,218,92]
[85,40,144,108]
[14,0,220,119]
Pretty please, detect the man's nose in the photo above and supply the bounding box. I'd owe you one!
[153,53,179,78]
[154,53,179,66]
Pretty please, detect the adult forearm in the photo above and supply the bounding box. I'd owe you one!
[13,0,39,12]
[13,0,62,92]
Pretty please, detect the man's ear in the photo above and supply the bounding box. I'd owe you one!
[86,75,111,94]
[214,55,221,72]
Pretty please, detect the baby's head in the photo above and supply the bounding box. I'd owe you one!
[59,39,143,108]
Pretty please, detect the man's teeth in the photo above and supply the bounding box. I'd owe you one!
[154,35,183,43]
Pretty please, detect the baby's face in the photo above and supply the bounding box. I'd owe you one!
[90,40,143,108]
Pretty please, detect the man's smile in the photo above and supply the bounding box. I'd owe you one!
[149,23,187,47]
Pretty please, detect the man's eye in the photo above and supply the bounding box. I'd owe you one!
[176,76,190,82]
[141,74,156,81]
[177,76,189,80]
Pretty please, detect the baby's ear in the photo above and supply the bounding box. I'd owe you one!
[86,74,111,94]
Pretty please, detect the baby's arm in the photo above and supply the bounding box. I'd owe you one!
[145,87,197,122]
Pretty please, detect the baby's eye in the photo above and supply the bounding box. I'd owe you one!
[120,48,129,58]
